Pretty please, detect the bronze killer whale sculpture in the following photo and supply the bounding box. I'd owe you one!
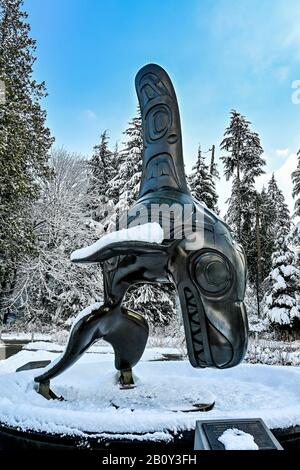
[34,64,248,402]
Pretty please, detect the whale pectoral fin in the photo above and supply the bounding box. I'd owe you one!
[34,305,107,396]
[71,240,166,264]
[34,304,149,399]
[105,308,149,373]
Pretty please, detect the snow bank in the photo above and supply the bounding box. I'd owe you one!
[71,222,164,261]
[1,353,300,440]
[0,333,52,342]
[218,428,258,450]
[24,342,63,352]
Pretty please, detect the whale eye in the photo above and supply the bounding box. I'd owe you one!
[194,252,232,295]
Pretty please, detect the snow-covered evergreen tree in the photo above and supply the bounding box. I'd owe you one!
[221,110,251,240]
[263,225,300,332]
[245,284,269,334]
[189,145,218,212]
[249,176,290,309]
[209,145,219,179]
[109,141,120,205]
[125,284,176,327]
[221,110,265,291]
[267,173,291,240]
[110,109,143,213]
[105,141,123,215]
[221,110,264,243]
[0,0,53,313]
[257,187,274,282]
[288,149,300,288]
[288,223,300,267]
[87,130,115,223]
[292,149,300,218]
[262,175,297,332]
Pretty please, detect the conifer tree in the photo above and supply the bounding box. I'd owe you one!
[102,141,122,232]
[111,109,143,213]
[221,110,265,293]
[262,175,298,332]
[287,223,300,269]
[87,130,115,223]
[0,0,53,309]
[221,111,264,236]
[189,145,218,212]
[288,148,300,270]
[267,174,291,240]
[257,187,274,281]
[246,188,274,314]
[292,149,300,218]
[110,141,120,204]
[221,111,251,240]
[247,176,290,306]
[209,145,219,178]
[263,225,300,332]
[125,284,176,327]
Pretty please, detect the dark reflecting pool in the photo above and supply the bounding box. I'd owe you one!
[0,340,27,360]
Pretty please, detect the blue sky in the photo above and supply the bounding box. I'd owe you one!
[26,0,300,212]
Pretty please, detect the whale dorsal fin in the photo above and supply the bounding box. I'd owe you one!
[135,64,190,198]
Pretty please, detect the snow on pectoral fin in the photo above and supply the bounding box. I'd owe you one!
[70,222,165,263]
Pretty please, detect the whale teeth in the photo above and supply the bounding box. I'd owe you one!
[183,287,207,366]
[193,336,203,345]
[190,324,202,336]
[185,290,193,301]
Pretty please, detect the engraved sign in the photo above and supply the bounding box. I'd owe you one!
[194,419,283,450]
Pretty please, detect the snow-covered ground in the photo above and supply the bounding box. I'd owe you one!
[21,341,181,362]
[0,332,52,342]
[0,345,300,442]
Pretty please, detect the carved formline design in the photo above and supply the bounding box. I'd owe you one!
[138,72,170,107]
[184,287,207,367]
[135,65,188,197]
[143,153,181,192]
[145,104,172,143]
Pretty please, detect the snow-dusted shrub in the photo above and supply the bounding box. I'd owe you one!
[4,149,103,330]
[245,338,300,365]
[244,284,270,335]
[124,283,177,327]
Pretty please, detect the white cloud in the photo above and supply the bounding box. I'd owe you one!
[200,0,300,74]
[275,148,289,158]
[283,14,300,49]
[81,109,97,121]
[274,66,290,81]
